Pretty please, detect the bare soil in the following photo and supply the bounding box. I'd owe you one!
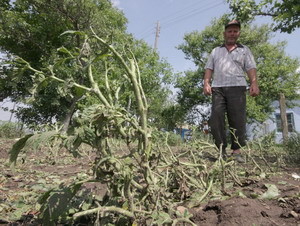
[0,138,299,225]
[190,170,300,226]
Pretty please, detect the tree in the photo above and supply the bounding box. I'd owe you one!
[175,69,211,124]
[0,0,173,128]
[226,0,300,33]
[0,0,127,125]
[176,16,300,125]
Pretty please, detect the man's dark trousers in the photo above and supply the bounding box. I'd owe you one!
[209,86,247,152]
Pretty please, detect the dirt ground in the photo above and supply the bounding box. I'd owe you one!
[190,170,300,226]
[0,138,299,225]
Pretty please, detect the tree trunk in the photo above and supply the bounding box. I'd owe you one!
[279,93,288,142]
[61,97,79,133]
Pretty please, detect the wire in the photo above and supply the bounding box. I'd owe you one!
[138,1,210,38]
[158,0,212,24]
[138,0,224,39]
[139,0,213,38]
[162,1,223,28]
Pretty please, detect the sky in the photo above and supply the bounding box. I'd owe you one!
[112,0,300,73]
[1,0,300,122]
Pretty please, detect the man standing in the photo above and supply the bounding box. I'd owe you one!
[203,20,260,162]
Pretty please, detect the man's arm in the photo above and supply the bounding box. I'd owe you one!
[203,69,213,95]
[247,68,260,96]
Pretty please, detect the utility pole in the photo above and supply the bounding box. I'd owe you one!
[9,102,16,122]
[279,93,288,142]
[154,21,160,50]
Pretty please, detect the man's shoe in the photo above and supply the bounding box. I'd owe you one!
[232,153,245,163]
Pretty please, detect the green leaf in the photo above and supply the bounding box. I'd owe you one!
[259,172,266,179]
[92,53,111,63]
[35,78,50,92]
[31,184,47,191]
[9,134,34,164]
[74,86,86,98]
[39,183,82,225]
[250,193,259,199]
[238,191,247,198]
[151,211,172,224]
[259,184,280,200]
[57,47,74,57]
[278,181,287,185]
[25,130,60,150]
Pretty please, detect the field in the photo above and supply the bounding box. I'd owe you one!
[0,137,300,225]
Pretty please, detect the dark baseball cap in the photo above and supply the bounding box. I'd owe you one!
[225,20,241,29]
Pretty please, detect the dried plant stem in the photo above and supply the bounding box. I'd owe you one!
[227,169,243,186]
[187,178,214,208]
[257,143,273,172]
[247,150,263,172]
[172,218,197,226]
[73,206,135,219]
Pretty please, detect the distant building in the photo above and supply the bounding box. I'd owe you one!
[247,100,300,143]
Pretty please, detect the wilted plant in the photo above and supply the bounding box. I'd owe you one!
[8,29,267,225]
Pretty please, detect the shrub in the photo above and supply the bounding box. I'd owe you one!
[167,132,183,146]
[0,121,25,138]
[285,133,300,164]
[190,129,213,143]
[260,131,276,148]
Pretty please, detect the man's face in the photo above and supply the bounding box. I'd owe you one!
[224,25,240,45]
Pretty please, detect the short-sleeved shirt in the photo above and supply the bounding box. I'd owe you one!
[205,44,256,87]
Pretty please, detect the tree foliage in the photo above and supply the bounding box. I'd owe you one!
[227,0,300,33]
[0,0,173,128]
[176,16,300,124]
[0,0,126,124]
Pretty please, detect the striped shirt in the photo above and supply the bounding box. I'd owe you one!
[205,44,256,87]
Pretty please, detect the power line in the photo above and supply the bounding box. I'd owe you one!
[158,0,213,24]
[139,0,214,38]
[138,0,224,39]
[162,1,223,29]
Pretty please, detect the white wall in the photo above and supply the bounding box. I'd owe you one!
[247,100,300,143]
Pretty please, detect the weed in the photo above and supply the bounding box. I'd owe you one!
[166,132,183,146]
[284,133,300,164]
[0,121,25,138]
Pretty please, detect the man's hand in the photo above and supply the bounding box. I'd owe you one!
[247,68,259,97]
[204,69,213,95]
[204,83,212,95]
[249,83,259,97]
